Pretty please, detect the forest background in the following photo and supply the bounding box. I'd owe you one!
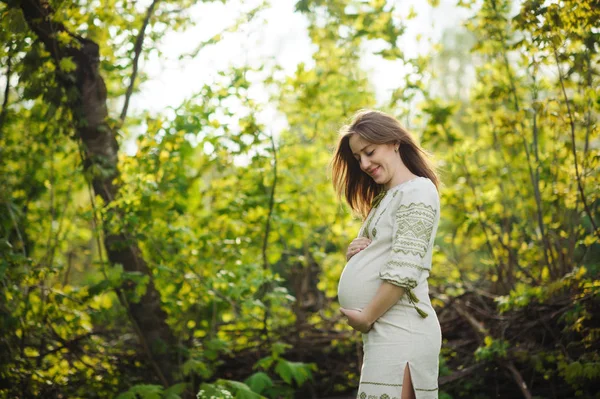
[0,0,598,398]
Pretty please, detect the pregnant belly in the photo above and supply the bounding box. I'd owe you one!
[337,255,380,310]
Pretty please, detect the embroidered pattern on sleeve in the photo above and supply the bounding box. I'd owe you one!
[385,259,429,272]
[380,275,418,290]
[380,200,437,318]
[392,202,437,258]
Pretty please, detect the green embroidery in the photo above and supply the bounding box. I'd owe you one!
[362,190,390,239]
[362,208,377,239]
[371,190,388,208]
[393,202,436,258]
[379,275,429,318]
[381,276,418,290]
[359,383,437,397]
[360,379,437,395]
[372,191,398,236]
[361,189,401,239]
[388,202,436,318]
[361,382,402,387]
[358,392,387,399]
[384,259,429,272]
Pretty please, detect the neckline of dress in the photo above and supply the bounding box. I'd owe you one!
[385,176,425,192]
[370,176,425,209]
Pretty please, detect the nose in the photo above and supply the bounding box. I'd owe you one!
[360,158,372,171]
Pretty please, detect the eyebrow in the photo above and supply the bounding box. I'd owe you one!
[352,144,372,157]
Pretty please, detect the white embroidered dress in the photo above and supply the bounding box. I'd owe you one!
[338,176,442,399]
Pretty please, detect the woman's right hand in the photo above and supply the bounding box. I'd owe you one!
[346,237,372,261]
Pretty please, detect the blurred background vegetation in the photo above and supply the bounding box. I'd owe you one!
[0,0,598,398]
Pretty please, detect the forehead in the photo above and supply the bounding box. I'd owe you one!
[348,134,374,154]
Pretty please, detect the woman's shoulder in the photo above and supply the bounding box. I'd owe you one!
[390,176,439,206]
[391,176,437,195]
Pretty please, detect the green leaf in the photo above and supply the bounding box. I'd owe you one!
[182,359,211,378]
[87,279,111,297]
[217,380,265,399]
[253,356,274,371]
[116,384,163,399]
[164,382,187,399]
[274,359,292,384]
[274,359,313,386]
[244,372,273,394]
[59,57,77,73]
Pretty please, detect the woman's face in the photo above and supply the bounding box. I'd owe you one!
[348,133,400,188]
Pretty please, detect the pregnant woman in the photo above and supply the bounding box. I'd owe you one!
[331,110,442,399]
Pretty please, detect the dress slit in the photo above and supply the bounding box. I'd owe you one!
[401,362,416,399]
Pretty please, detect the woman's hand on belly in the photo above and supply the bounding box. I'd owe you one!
[340,308,373,333]
[346,237,372,261]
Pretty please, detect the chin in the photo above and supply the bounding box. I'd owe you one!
[372,175,387,184]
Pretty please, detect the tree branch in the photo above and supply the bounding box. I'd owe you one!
[0,42,13,134]
[34,331,106,359]
[439,364,483,386]
[553,48,599,237]
[119,0,160,124]
[504,361,533,399]
[262,130,277,271]
[454,299,489,340]
[260,129,278,340]
[528,62,556,277]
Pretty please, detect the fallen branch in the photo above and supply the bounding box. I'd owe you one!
[504,361,533,399]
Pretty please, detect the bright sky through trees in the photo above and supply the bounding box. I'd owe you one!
[125,0,470,154]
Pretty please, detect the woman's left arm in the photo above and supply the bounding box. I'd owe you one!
[340,282,405,333]
[341,181,439,333]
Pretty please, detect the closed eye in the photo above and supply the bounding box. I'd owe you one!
[353,148,374,163]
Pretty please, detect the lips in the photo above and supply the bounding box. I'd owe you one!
[367,166,380,176]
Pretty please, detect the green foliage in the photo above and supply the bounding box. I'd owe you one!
[1,0,598,397]
[242,343,316,398]
[494,266,598,313]
[558,360,600,392]
[196,349,315,399]
[199,380,263,399]
[474,336,510,361]
[244,372,273,395]
[273,359,313,386]
[116,384,182,399]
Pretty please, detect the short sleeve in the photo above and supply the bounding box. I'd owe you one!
[379,181,439,290]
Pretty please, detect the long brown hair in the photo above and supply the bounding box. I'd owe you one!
[330,109,439,219]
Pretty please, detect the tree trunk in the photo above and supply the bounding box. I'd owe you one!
[18,0,177,385]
